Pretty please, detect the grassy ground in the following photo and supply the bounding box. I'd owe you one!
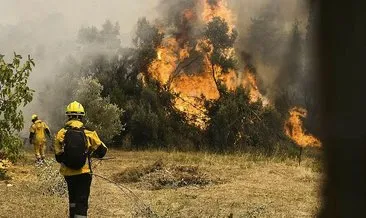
[0,149,322,217]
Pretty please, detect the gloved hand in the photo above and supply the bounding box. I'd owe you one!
[55,152,64,163]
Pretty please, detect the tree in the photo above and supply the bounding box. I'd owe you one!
[206,86,285,154]
[204,17,238,93]
[0,54,34,161]
[73,77,123,143]
[77,20,121,49]
[133,17,164,77]
[245,2,284,66]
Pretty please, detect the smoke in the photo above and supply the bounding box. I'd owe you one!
[153,0,309,101]
[0,0,310,136]
[0,0,160,136]
[234,0,309,100]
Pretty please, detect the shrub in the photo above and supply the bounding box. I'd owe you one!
[0,54,34,162]
[74,76,124,143]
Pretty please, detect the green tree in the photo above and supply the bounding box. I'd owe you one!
[133,17,164,77]
[206,87,285,154]
[204,17,238,93]
[0,54,34,161]
[74,76,123,143]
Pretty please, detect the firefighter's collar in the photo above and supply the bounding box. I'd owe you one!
[65,120,84,128]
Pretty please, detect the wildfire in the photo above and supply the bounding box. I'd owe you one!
[147,0,267,127]
[241,72,269,105]
[201,0,235,30]
[284,107,321,147]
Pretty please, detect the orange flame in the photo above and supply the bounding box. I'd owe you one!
[147,0,267,127]
[284,107,321,147]
[202,0,235,30]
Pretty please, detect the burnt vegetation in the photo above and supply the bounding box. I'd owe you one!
[40,0,318,157]
[113,159,213,190]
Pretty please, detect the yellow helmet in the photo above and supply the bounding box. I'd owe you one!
[31,114,38,120]
[65,101,85,116]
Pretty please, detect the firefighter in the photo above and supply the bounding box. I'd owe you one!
[29,114,51,164]
[54,101,107,218]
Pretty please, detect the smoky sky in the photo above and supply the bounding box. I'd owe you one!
[0,0,160,32]
[0,0,308,135]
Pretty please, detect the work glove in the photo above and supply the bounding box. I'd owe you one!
[55,153,64,163]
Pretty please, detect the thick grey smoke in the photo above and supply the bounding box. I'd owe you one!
[0,0,309,136]
[230,0,308,94]
[0,0,160,135]
[154,0,309,100]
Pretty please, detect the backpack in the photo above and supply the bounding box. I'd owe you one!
[62,126,89,170]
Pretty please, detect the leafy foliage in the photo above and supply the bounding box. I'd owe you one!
[203,17,238,93]
[0,54,34,161]
[125,81,203,149]
[133,18,164,77]
[206,86,286,154]
[73,77,123,143]
[78,18,202,149]
[204,17,238,72]
[38,15,305,155]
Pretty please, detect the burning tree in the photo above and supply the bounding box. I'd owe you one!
[147,0,268,128]
[39,0,321,153]
[140,0,291,152]
[204,16,238,93]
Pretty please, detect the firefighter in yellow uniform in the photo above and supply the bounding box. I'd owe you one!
[54,101,107,218]
[29,114,51,163]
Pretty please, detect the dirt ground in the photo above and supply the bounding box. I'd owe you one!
[0,149,322,218]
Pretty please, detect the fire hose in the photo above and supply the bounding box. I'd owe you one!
[90,157,160,217]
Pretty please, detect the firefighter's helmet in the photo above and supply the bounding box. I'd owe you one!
[65,101,85,116]
[31,114,38,121]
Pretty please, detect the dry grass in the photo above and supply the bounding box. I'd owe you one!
[113,159,214,190]
[0,149,322,217]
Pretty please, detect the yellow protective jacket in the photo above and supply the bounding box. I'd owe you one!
[54,120,107,176]
[29,120,50,145]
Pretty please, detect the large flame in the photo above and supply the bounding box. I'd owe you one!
[202,0,235,30]
[284,107,321,147]
[148,0,267,127]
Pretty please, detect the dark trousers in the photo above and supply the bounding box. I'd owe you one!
[64,173,92,217]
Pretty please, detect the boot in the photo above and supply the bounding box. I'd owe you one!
[69,203,76,218]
